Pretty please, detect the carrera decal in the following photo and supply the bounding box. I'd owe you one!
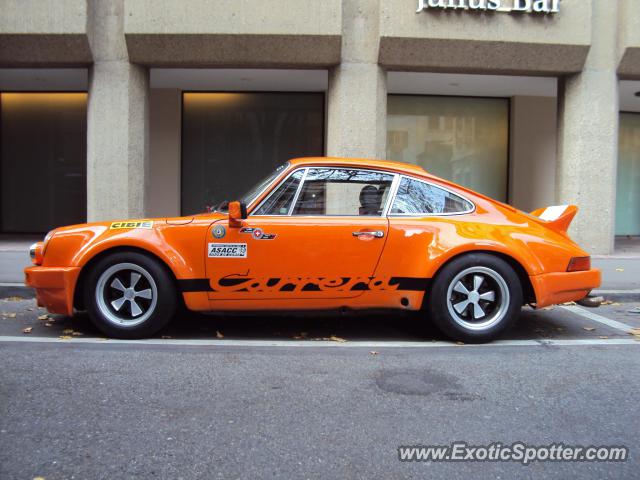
[208,243,247,258]
[212,224,226,239]
[110,220,153,230]
[178,276,430,293]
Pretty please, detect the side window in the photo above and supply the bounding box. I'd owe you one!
[391,177,473,215]
[292,168,394,216]
[253,170,304,215]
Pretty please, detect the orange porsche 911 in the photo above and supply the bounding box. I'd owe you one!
[25,157,600,343]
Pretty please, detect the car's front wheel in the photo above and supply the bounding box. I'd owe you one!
[84,251,177,339]
[427,253,522,343]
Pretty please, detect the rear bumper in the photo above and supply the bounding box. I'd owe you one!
[530,268,601,308]
[24,266,81,316]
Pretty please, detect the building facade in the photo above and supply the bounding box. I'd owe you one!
[0,0,639,254]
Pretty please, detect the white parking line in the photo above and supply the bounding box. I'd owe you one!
[560,305,636,333]
[0,336,637,348]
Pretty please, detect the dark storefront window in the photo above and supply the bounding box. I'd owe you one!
[616,113,640,236]
[181,92,325,215]
[387,95,509,202]
[1,93,87,233]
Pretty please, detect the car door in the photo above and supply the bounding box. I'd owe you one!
[205,167,396,301]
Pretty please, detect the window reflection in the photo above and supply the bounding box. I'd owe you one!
[616,113,640,236]
[387,95,509,202]
[391,177,472,215]
[293,168,394,216]
[181,93,324,215]
[254,169,303,215]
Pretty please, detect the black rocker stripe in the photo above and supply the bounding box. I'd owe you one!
[178,277,430,293]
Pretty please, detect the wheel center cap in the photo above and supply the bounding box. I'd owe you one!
[468,291,480,303]
[124,288,135,300]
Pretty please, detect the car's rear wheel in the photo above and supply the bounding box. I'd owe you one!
[84,251,177,339]
[427,253,522,343]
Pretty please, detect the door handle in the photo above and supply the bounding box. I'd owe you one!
[352,230,384,238]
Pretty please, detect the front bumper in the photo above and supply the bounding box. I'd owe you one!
[530,268,601,308]
[24,266,81,316]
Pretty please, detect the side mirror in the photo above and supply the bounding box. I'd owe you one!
[228,200,247,227]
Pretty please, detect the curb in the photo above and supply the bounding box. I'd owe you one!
[0,284,34,299]
[592,290,640,303]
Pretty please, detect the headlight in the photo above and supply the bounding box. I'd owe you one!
[30,242,44,265]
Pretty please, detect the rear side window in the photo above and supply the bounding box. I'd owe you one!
[390,177,473,215]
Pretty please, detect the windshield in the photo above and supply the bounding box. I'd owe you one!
[214,162,290,213]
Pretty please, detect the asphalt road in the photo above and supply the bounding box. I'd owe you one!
[1,299,639,479]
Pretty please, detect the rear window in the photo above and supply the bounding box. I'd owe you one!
[390,177,473,215]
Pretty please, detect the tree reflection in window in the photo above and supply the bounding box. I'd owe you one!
[293,168,394,216]
[391,177,473,215]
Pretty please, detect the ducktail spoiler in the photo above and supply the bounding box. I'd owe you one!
[530,205,578,235]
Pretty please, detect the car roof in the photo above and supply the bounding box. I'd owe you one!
[289,157,428,176]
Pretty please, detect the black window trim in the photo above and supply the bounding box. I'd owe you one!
[386,174,476,217]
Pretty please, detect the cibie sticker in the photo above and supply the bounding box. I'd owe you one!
[208,243,247,258]
[110,220,153,230]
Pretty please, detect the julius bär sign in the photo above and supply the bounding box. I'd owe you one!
[416,0,560,14]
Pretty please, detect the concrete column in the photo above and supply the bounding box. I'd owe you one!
[556,0,619,254]
[86,0,149,221]
[326,0,386,159]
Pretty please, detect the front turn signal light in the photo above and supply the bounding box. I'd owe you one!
[567,256,591,272]
[30,242,44,266]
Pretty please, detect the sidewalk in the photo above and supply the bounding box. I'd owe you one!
[0,236,38,284]
[1,236,639,300]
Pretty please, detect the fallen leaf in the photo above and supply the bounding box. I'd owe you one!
[292,332,308,340]
[71,331,83,336]
[328,335,347,343]
[583,327,596,332]
[369,351,379,355]
[37,314,48,321]
[630,328,640,338]
[216,330,224,339]
[33,476,46,480]
[2,312,17,318]
[58,335,72,340]
[562,301,576,306]
[615,268,625,272]
[44,322,53,327]
[599,336,609,340]
[601,300,613,305]
[5,296,23,301]
[62,328,74,335]
[22,327,32,334]
[456,341,465,346]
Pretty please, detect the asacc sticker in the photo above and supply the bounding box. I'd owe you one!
[208,243,247,258]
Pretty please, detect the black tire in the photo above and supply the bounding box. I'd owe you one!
[427,253,522,343]
[84,251,177,339]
